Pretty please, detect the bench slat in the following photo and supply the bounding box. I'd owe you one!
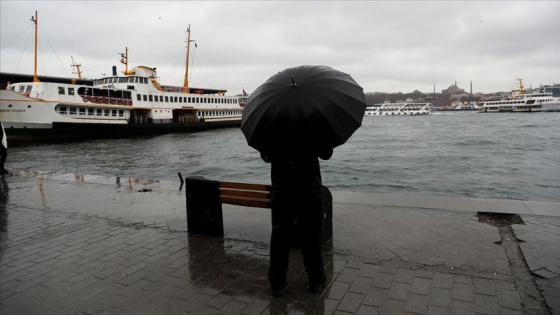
[220,187,269,199]
[220,196,270,208]
[219,181,270,191]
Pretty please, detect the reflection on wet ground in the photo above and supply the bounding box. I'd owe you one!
[0,175,8,234]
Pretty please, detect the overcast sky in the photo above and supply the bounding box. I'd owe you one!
[1,1,559,95]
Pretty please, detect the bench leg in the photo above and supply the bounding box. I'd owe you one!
[185,176,224,236]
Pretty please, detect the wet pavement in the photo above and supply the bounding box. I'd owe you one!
[1,171,559,314]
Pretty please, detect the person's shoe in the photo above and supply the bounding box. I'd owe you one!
[309,277,326,294]
[271,283,287,297]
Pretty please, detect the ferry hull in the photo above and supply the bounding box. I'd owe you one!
[542,103,560,112]
[4,120,241,144]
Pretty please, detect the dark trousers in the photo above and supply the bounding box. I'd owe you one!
[268,188,325,289]
[0,145,6,171]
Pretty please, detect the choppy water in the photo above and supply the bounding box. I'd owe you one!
[7,111,560,201]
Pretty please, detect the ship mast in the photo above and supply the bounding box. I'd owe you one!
[120,47,133,75]
[516,78,525,94]
[71,56,82,79]
[31,11,39,82]
[183,24,193,93]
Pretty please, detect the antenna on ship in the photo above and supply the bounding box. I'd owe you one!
[71,56,82,79]
[183,24,194,93]
[31,11,40,82]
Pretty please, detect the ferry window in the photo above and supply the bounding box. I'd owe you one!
[96,109,103,116]
[60,106,67,114]
[149,95,153,102]
[104,109,110,116]
[58,87,65,95]
[137,94,141,101]
[112,110,117,117]
[188,97,191,103]
[119,77,128,83]
[18,85,25,92]
[143,95,147,101]
[160,96,164,102]
[79,108,85,115]
[174,97,178,102]
[88,108,94,116]
[70,107,76,115]
[26,85,33,93]
[118,110,124,117]
[165,96,169,102]
[68,88,75,95]
[179,97,182,103]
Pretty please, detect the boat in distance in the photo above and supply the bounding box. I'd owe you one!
[0,12,246,143]
[364,101,431,116]
[479,78,560,113]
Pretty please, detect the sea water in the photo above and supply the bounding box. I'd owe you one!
[7,111,560,202]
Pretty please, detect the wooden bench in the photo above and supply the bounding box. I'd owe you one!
[185,176,333,246]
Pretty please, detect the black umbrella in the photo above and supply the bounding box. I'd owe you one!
[241,65,367,157]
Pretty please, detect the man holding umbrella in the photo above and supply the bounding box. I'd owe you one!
[241,65,367,296]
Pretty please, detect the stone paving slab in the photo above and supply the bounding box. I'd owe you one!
[513,216,560,313]
[1,173,559,314]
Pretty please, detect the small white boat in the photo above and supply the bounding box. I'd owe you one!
[364,101,431,116]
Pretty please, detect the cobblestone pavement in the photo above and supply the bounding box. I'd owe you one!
[1,172,559,314]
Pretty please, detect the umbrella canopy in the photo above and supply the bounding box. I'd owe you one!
[241,65,367,157]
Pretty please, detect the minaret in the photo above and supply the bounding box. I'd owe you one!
[470,81,473,95]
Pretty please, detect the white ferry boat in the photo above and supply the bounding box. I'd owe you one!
[446,101,480,111]
[364,101,431,116]
[0,12,245,142]
[479,79,560,113]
